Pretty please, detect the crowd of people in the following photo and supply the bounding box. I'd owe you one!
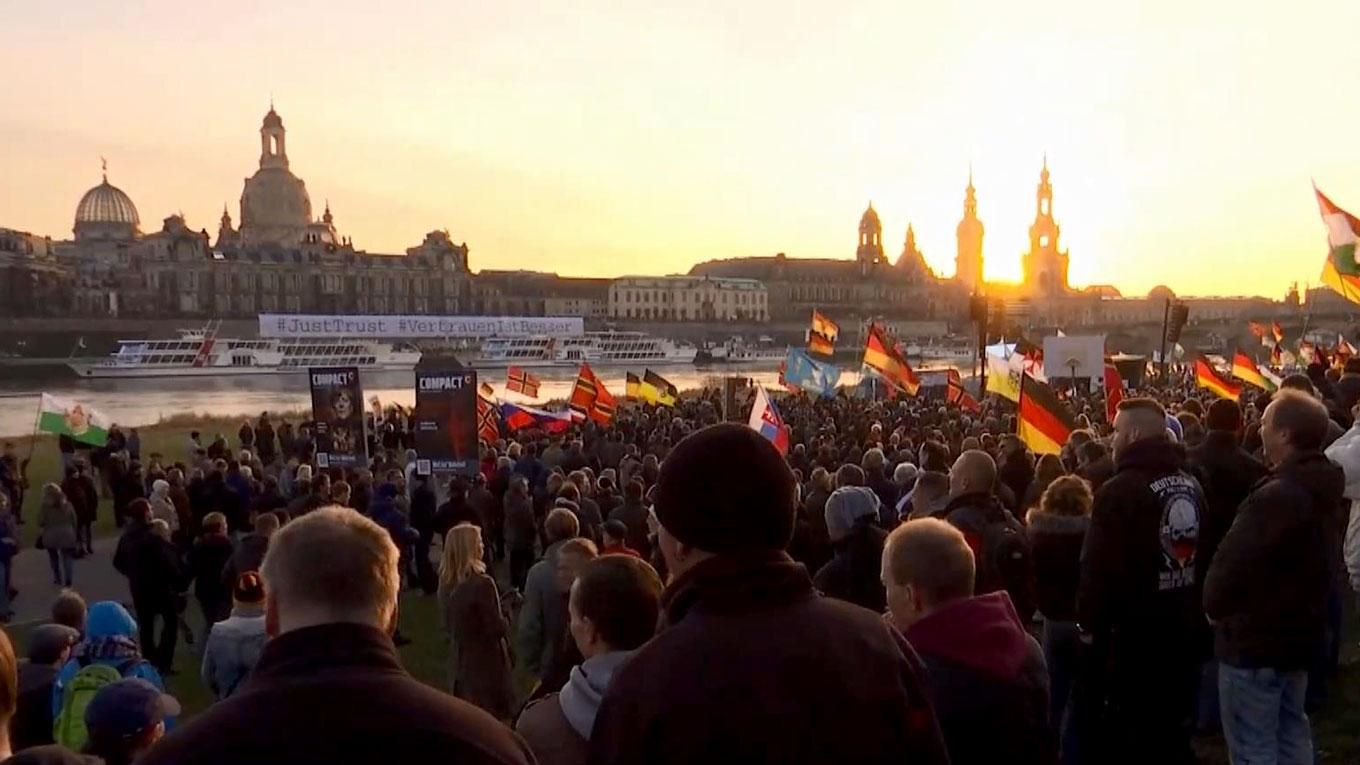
[0,356,1357,764]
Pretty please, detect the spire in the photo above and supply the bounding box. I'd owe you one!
[967,162,974,191]
[100,156,108,183]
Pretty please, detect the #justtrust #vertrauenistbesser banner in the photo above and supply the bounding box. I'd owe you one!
[413,360,479,476]
[260,314,584,339]
[309,367,367,469]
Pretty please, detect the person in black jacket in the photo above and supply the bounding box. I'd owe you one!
[1027,474,1092,764]
[944,450,1036,622]
[813,486,887,611]
[126,519,186,674]
[589,424,949,765]
[884,518,1055,765]
[1078,398,1207,765]
[408,474,438,593]
[138,507,532,765]
[1204,389,1345,764]
[1188,399,1267,581]
[186,513,235,628]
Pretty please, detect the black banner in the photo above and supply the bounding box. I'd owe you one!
[308,366,367,469]
[414,359,479,476]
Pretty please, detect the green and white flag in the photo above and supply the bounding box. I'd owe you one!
[38,393,110,446]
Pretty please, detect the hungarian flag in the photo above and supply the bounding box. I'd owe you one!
[945,369,980,412]
[811,310,839,343]
[640,369,678,407]
[625,372,641,401]
[1195,358,1241,401]
[863,324,920,396]
[1017,376,1075,455]
[747,385,789,455]
[38,393,111,447]
[807,330,835,357]
[568,363,616,424]
[476,395,499,443]
[506,366,541,398]
[1316,186,1360,305]
[1231,350,1274,391]
[1272,321,1285,343]
[1103,364,1124,424]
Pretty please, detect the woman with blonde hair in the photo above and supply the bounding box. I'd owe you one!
[438,523,513,719]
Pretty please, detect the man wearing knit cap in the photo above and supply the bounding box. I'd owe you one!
[813,486,888,611]
[589,423,948,765]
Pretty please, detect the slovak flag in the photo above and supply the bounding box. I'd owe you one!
[747,385,789,456]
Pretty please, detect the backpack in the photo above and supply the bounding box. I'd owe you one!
[975,511,1037,623]
[53,658,136,750]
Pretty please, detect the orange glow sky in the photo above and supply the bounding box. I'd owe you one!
[3,1,1359,299]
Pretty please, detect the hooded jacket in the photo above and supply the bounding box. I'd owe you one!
[906,591,1055,765]
[200,606,268,700]
[813,487,887,611]
[588,551,949,765]
[1026,511,1089,622]
[52,602,166,718]
[1204,450,1346,670]
[516,651,633,765]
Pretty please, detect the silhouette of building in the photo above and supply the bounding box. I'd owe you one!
[955,169,984,291]
[1022,157,1069,297]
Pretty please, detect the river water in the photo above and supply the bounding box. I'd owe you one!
[0,363,871,438]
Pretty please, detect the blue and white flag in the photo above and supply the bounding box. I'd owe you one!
[782,348,840,398]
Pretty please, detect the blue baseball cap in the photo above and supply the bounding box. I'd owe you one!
[84,679,180,738]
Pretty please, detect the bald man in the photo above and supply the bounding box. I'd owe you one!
[942,450,1034,621]
[1077,397,1208,764]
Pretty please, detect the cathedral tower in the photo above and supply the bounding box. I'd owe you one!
[955,169,984,290]
[856,202,885,265]
[1022,157,1069,297]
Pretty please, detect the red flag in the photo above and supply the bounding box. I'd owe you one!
[506,366,541,398]
[476,395,499,443]
[1103,364,1124,424]
[945,369,980,413]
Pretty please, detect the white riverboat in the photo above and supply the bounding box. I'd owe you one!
[68,327,422,379]
[472,332,697,367]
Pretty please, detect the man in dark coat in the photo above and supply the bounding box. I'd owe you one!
[589,424,949,765]
[139,507,531,765]
[944,450,1035,622]
[607,480,650,555]
[1078,398,1208,764]
[884,518,1055,764]
[813,486,887,611]
[1188,398,1267,576]
[1204,390,1346,763]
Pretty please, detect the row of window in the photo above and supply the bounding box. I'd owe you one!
[616,290,766,305]
[610,308,768,320]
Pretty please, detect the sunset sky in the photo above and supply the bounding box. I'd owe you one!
[4,0,1359,299]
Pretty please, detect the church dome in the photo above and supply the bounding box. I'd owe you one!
[262,108,283,129]
[240,167,312,246]
[75,179,139,226]
[860,203,880,228]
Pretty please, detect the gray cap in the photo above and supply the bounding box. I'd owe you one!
[28,624,80,664]
[825,486,881,543]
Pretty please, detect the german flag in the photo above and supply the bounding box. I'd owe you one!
[807,330,835,357]
[1230,350,1274,391]
[506,366,540,398]
[1195,358,1241,401]
[625,372,642,401]
[862,324,920,396]
[1017,375,1075,455]
[811,310,839,343]
[641,369,678,407]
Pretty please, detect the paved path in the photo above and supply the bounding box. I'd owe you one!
[8,535,128,626]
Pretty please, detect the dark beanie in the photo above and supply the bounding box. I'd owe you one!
[654,423,795,553]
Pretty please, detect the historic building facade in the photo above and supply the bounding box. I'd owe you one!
[51,108,473,318]
[689,204,961,324]
[609,275,768,321]
[0,227,70,317]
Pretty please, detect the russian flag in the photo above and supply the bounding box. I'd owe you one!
[747,385,789,456]
[498,402,572,434]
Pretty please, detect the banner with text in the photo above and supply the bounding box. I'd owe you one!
[261,314,584,339]
[413,359,479,475]
[309,366,368,469]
